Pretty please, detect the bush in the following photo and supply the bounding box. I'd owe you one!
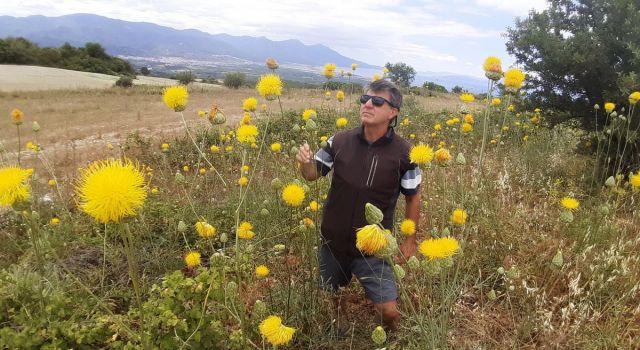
[115,76,133,88]
[140,67,150,76]
[175,70,196,85]
[223,72,246,89]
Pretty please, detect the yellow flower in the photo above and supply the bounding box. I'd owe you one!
[309,200,319,212]
[303,217,314,227]
[399,219,416,236]
[199,168,207,175]
[446,119,455,126]
[238,176,249,186]
[237,221,255,239]
[162,86,189,112]
[259,315,296,346]
[320,136,328,142]
[225,146,233,152]
[356,224,388,255]
[323,63,336,79]
[195,221,216,238]
[491,98,501,106]
[434,148,452,163]
[282,184,305,207]
[255,265,270,278]
[483,56,502,74]
[434,123,442,131]
[210,145,220,153]
[76,159,146,223]
[382,67,389,74]
[336,117,348,128]
[604,102,615,113]
[48,179,57,187]
[560,197,579,210]
[243,97,258,111]
[241,165,250,173]
[270,143,282,152]
[409,144,434,165]
[10,108,24,125]
[183,165,190,172]
[450,209,468,225]
[236,124,259,144]
[462,123,473,133]
[629,91,640,105]
[161,143,170,152]
[265,57,279,70]
[504,68,525,90]
[26,141,39,152]
[459,93,475,103]
[419,237,460,260]
[50,217,60,226]
[184,251,201,268]
[151,187,159,194]
[302,109,317,121]
[336,90,345,102]
[351,63,358,70]
[372,74,381,81]
[464,114,474,124]
[629,172,640,188]
[241,112,252,125]
[256,74,282,100]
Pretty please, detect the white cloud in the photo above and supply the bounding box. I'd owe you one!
[473,0,547,16]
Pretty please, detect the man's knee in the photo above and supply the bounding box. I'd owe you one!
[374,300,400,324]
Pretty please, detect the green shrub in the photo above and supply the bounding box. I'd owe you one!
[175,70,196,85]
[115,75,133,88]
[223,72,246,89]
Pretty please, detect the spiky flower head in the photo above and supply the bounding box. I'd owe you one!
[356,224,388,255]
[372,325,387,345]
[604,102,615,113]
[256,74,283,100]
[483,56,503,80]
[399,218,416,236]
[236,124,259,144]
[409,144,434,165]
[629,92,640,105]
[238,176,249,186]
[491,98,501,106]
[323,63,336,79]
[372,74,381,81]
[237,221,255,239]
[560,197,579,210]
[504,68,525,91]
[464,114,474,124]
[10,109,24,125]
[450,208,468,225]
[462,122,473,133]
[629,172,640,188]
[282,183,305,207]
[434,148,452,163]
[419,237,460,260]
[336,117,348,128]
[243,97,258,112]
[184,251,201,267]
[271,142,282,152]
[255,265,270,278]
[162,86,189,112]
[336,90,345,102]
[0,166,33,206]
[459,93,475,103]
[76,159,147,223]
[195,221,216,238]
[259,315,296,346]
[351,63,358,70]
[302,109,317,121]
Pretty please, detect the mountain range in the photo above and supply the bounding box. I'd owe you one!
[0,13,486,91]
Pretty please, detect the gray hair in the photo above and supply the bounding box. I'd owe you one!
[366,79,403,110]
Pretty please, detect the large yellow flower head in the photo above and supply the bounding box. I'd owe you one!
[399,219,416,236]
[629,92,640,105]
[372,74,381,81]
[450,208,468,225]
[336,90,345,102]
[323,63,336,79]
[504,68,525,91]
[462,122,473,133]
[271,142,282,152]
[282,183,305,207]
[259,315,296,346]
[10,108,24,125]
[459,93,475,103]
[195,221,216,238]
[464,114,474,124]
[409,144,434,165]
[419,237,460,260]
[237,221,255,239]
[560,197,579,210]
[242,97,258,112]
[0,166,33,206]
[256,74,283,101]
[236,124,259,144]
[491,98,502,106]
[604,102,615,113]
[336,117,348,128]
[163,86,189,112]
[483,56,502,74]
[434,148,452,163]
[76,159,146,224]
[356,224,388,255]
[184,251,201,268]
[255,265,269,278]
[302,109,317,121]
[629,172,640,188]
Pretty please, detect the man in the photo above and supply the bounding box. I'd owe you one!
[295,79,421,332]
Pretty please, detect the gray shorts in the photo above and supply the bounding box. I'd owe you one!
[318,244,398,303]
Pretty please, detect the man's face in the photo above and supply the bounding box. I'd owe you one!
[360,90,398,127]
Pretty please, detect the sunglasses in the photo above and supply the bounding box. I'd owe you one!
[359,94,398,109]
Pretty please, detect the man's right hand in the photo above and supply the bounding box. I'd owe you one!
[296,143,313,165]
[296,143,319,180]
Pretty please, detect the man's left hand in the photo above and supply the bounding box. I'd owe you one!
[394,239,417,264]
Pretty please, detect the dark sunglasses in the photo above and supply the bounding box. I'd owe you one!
[359,94,398,109]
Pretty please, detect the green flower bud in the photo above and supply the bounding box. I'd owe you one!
[407,256,420,270]
[605,176,616,188]
[487,289,497,301]
[273,244,286,252]
[422,259,441,276]
[371,325,387,345]
[320,140,328,148]
[292,124,301,133]
[497,266,505,275]
[594,104,600,110]
[365,202,384,225]
[177,220,187,233]
[260,208,270,216]
[559,210,574,223]
[253,299,267,316]
[226,281,238,293]
[290,146,299,156]
[393,264,406,280]
[506,267,519,279]
[175,171,186,184]
[271,178,283,189]
[441,227,450,237]
[302,184,311,193]
[441,256,454,268]
[219,232,228,243]
[551,250,563,268]
[599,204,610,216]
[32,121,41,132]
[455,152,466,165]
[305,119,317,130]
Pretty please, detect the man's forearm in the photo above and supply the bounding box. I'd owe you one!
[300,161,319,181]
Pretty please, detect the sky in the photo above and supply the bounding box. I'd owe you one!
[0,0,548,78]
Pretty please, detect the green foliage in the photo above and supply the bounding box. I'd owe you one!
[139,67,150,76]
[451,85,464,94]
[175,70,196,85]
[506,0,640,117]
[0,37,134,76]
[422,81,448,93]
[115,76,133,88]
[384,62,416,87]
[223,72,246,89]
[323,81,362,91]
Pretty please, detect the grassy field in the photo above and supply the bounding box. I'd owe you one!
[1,73,639,349]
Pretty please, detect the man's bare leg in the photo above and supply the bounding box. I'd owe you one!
[373,300,400,331]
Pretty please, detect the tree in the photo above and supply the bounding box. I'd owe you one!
[223,72,246,89]
[422,81,448,93]
[140,67,150,76]
[175,70,196,85]
[451,85,464,94]
[384,62,416,87]
[506,0,640,117]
